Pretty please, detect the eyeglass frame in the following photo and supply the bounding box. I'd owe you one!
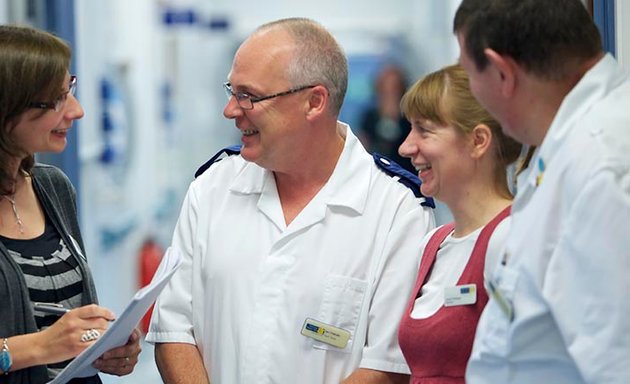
[29,75,77,112]
[223,82,316,110]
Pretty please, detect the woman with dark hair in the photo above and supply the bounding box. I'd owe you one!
[0,25,140,383]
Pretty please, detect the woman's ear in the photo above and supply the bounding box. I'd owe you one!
[469,123,493,159]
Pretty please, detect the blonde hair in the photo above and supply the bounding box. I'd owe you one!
[400,64,522,198]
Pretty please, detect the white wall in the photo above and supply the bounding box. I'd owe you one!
[0,0,6,23]
[197,0,461,75]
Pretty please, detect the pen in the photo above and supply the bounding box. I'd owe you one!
[33,302,71,316]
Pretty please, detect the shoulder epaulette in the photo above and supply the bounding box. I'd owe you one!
[373,152,436,208]
[194,145,242,178]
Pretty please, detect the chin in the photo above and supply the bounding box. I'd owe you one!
[420,186,436,199]
[239,147,260,163]
[42,144,67,154]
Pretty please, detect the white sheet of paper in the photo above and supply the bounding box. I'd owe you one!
[47,246,182,384]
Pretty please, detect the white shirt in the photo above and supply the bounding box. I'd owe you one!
[467,54,630,384]
[410,219,510,319]
[147,124,435,384]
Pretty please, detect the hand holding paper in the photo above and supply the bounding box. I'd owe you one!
[47,246,182,384]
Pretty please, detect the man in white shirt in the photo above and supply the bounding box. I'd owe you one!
[454,1,630,383]
[146,17,435,384]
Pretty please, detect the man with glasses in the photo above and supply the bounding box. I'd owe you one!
[147,17,435,384]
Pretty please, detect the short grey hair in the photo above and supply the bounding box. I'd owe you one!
[256,18,348,116]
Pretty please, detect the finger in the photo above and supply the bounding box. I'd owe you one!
[93,356,135,376]
[94,354,138,371]
[78,327,107,344]
[100,331,142,360]
[100,341,141,360]
[73,304,116,321]
[129,328,141,341]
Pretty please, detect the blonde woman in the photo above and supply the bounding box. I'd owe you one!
[397,64,521,383]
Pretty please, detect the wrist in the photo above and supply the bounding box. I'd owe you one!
[0,338,12,375]
[3,332,50,372]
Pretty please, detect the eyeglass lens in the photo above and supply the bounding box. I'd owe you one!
[54,76,78,110]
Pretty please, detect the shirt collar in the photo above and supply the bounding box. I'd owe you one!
[540,54,622,160]
[521,54,623,190]
[228,121,371,215]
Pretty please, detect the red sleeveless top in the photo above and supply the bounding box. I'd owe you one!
[398,206,510,384]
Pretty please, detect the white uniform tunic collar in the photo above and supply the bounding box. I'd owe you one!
[228,122,371,232]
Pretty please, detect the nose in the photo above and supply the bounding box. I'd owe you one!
[65,93,84,120]
[398,130,418,159]
[223,95,243,120]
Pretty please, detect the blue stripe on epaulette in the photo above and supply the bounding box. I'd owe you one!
[194,144,242,178]
[373,152,436,208]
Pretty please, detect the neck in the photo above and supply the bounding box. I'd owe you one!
[520,53,604,146]
[6,168,25,194]
[275,121,345,193]
[445,179,512,238]
[274,121,345,225]
[1,170,29,235]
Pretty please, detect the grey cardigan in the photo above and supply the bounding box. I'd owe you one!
[0,164,100,384]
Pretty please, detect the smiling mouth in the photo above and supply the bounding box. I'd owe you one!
[416,164,432,172]
[241,129,259,136]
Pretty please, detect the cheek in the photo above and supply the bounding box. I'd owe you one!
[416,138,438,156]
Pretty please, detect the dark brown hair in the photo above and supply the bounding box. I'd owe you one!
[454,0,602,81]
[0,25,71,194]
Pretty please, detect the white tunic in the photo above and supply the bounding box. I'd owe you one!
[147,124,435,384]
[467,54,630,384]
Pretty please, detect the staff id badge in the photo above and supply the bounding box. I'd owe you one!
[444,284,477,306]
[301,318,350,349]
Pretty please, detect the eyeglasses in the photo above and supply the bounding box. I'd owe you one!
[29,75,77,112]
[223,82,316,110]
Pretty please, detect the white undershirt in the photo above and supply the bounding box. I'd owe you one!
[410,218,511,319]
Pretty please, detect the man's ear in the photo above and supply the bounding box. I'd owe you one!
[485,48,516,98]
[469,123,493,159]
[305,85,328,119]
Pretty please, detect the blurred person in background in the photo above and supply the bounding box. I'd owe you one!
[397,64,521,383]
[359,64,415,173]
[0,24,140,384]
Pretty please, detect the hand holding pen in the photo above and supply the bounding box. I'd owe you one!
[34,303,108,341]
[31,302,141,375]
[34,303,110,342]
[38,304,115,363]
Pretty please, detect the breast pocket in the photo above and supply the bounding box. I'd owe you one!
[313,274,368,353]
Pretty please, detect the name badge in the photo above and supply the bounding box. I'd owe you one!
[444,284,477,306]
[301,318,350,349]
